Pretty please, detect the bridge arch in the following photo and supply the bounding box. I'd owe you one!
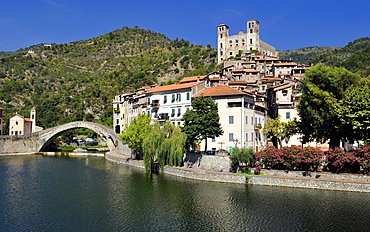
[37,121,125,153]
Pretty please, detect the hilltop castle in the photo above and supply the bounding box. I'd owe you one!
[217,20,278,64]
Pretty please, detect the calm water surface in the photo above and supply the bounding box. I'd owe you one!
[0,155,369,231]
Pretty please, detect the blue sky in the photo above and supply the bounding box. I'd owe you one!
[1,0,369,52]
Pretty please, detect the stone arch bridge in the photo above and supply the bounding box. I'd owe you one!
[0,121,126,154]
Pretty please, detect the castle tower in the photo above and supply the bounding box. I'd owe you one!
[30,107,36,133]
[217,24,229,64]
[246,20,260,52]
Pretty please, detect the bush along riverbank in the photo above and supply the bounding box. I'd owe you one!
[255,145,370,174]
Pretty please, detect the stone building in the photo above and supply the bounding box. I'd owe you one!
[0,107,4,135]
[217,20,278,64]
[8,107,43,135]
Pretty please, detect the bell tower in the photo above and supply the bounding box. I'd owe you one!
[30,107,36,133]
[247,20,260,52]
[217,24,229,64]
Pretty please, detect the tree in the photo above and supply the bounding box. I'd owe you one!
[119,114,151,159]
[142,121,187,174]
[182,96,223,152]
[297,63,361,149]
[263,115,297,148]
[229,147,255,166]
[339,80,370,144]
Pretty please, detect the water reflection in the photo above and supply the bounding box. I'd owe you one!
[0,155,369,231]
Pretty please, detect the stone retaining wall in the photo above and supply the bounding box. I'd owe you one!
[260,169,370,182]
[248,175,370,193]
[106,151,370,193]
[105,151,246,184]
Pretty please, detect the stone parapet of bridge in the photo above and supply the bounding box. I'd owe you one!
[0,121,125,154]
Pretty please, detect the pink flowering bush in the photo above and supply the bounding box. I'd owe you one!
[255,145,370,173]
[255,146,325,172]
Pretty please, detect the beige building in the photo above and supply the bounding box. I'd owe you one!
[9,107,42,136]
[217,20,278,64]
[193,85,267,153]
[0,107,4,135]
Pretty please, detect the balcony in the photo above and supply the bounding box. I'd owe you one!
[157,113,169,121]
[114,108,120,113]
[254,123,262,130]
[150,102,160,108]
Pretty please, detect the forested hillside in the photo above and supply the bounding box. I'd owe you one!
[0,27,218,130]
[308,37,370,77]
[279,46,340,64]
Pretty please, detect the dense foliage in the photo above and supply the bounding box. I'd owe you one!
[0,27,218,130]
[229,147,255,166]
[263,115,297,148]
[255,145,370,174]
[142,121,187,174]
[119,114,151,158]
[279,46,339,64]
[182,96,223,151]
[309,37,370,77]
[297,63,361,148]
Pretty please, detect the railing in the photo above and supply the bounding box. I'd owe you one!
[254,123,262,129]
[151,102,160,108]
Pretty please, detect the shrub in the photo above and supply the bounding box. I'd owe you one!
[230,147,255,166]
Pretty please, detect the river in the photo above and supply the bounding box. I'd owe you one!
[0,155,369,231]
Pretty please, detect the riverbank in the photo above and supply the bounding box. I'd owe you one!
[106,151,370,193]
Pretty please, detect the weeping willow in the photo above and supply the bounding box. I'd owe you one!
[142,121,187,174]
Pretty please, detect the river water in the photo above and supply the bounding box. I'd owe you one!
[0,155,369,231]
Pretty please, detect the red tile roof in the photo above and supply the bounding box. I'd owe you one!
[273,62,297,66]
[146,82,203,94]
[229,81,256,85]
[179,75,207,83]
[193,85,244,97]
[232,69,259,73]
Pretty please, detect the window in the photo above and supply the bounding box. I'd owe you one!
[177,93,181,102]
[212,137,216,142]
[164,95,167,103]
[172,94,175,102]
[286,112,291,119]
[229,133,234,141]
[186,92,190,100]
[246,133,248,142]
[116,119,119,125]
[250,39,252,44]
[246,116,248,124]
[229,115,234,124]
[251,132,254,141]
[147,98,150,105]
[230,52,233,56]
[171,109,175,117]
[220,43,223,48]
[177,108,181,116]
[16,121,18,125]
[251,117,253,125]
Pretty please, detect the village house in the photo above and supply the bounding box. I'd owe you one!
[0,107,4,135]
[8,107,43,135]
[193,85,267,152]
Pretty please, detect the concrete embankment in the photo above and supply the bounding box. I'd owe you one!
[106,151,370,193]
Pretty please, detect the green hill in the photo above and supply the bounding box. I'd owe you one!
[279,46,340,64]
[0,27,218,130]
[308,37,370,77]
